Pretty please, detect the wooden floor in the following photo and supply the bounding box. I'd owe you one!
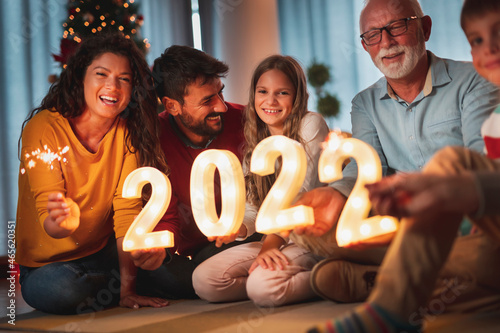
[2,275,500,332]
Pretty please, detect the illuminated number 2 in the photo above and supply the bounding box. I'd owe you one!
[251,136,314,234]
[122,167,174,251]
[319,137,398,247]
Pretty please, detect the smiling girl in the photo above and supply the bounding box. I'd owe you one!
[193,55,329,306]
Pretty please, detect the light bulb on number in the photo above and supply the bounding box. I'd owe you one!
[293,209,305,221]
[225,187,236,198]
[273,136,287,149]
[194,191,204,201]
[285,161,297,171]
[253,158,265,171]
[217,156,230,168]
[273,189,284,199]
[145,237,154,247]
[199,158,210,169]
[323,165,335,177]
[351,196,363,209]
[340,229,352,242]
[362,164,376,178]
[140,169,150,179]
[156,186,165,195]
[202,219,212,228]
[262,217,272,228]
[342,142,353,153]
[277,214,287,225]
[221,217,232,228]
[360,223,371,236]
[380,218,395,230]
[150,204,161,214]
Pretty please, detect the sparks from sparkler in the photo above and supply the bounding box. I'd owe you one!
[21,145,70,173]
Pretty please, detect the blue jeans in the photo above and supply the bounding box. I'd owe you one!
[20,240,121,315]
[20,233,262,314]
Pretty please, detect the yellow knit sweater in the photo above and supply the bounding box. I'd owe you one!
[16,109,142,267]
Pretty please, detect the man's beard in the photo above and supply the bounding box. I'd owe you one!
[374,41,426,79]
[178,111,224,137]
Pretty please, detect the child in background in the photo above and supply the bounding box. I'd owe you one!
[309,0,500,332]
[193,55,329,306]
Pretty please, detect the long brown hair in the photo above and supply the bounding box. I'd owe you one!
[244,55,309,206]
[19,33,168,173]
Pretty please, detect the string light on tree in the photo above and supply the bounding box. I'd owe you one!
[52,0,148,70]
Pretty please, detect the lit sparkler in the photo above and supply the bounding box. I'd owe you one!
[20,145,70,173]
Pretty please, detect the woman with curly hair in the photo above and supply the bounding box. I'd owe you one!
[16,33,170,314]
[193,55,329,306]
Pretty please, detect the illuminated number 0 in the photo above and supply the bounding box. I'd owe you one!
[190,150,245,236]
[122,167,174,251]
[251,136,314,234]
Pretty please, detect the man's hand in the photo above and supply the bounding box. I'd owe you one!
[207,224,247,247]
[284,187,346,237]
[130,248,166,270]
[365,173,479,218]
[120,293,169,309]
[44,192,80,238]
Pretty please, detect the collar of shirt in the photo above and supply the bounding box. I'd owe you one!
[384,51,452,102]
[168,114,215,149]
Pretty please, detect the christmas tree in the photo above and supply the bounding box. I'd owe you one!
[52,0,149,68]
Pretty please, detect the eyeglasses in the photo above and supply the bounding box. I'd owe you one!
[360,16,419,46]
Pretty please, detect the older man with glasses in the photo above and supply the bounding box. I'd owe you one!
[292,0,500,306]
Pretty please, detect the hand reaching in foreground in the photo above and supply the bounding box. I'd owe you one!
[44,192,80,238]
[281,187,346,238]
[365,172,479,219]
[120,293,169,309]
[131,248,167,270]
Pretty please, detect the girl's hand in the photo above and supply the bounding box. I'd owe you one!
[44,192,80,238]
[249,248,289,274]
[120,293,169,309]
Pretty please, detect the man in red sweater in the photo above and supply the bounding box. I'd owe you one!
[134,45,258,300]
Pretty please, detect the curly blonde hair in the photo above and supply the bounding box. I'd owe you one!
[244,55,309,206]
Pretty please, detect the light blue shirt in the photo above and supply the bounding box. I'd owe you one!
[332,52,500,197]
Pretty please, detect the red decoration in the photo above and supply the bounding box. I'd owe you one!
[52,39,80,65]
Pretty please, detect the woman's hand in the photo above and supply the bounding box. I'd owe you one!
[130,248,166,271]
[249,248,289,274]
[120,293,169,309]
[43,192,80,238]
